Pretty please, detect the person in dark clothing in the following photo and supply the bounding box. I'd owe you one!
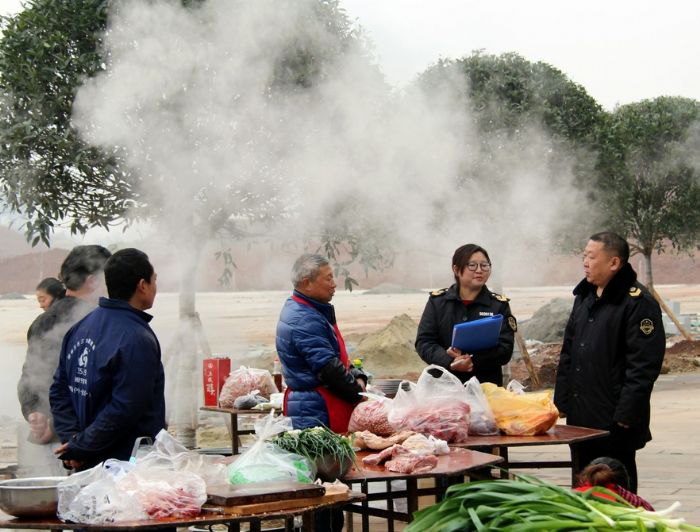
[276,253,367,432]
[17,246,111,475]
[50,248,165,471]
[415,244,517,385]
[35,277,66,311]
[554,232,665,493]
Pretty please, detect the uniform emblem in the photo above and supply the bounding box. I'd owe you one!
[508,316,517,332]
[430,288,447,297]
[493,293,509,302]
[629,287,642,297]
[640,318,654,335]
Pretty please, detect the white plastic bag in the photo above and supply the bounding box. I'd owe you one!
[137,429,229,488]
[227,412,315,484]
[219,366,277,407]
[464,377,499,435]
[58,460,146,524]
[58,449,209,524]
[387,365,471,443]
[348,392,394,436]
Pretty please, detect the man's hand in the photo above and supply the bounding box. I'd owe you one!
[356,377,367,394]
[27,412,54,444]
[53,441,83,470]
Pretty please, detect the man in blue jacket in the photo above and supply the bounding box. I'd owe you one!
[50,248,165,471]
[276,253,367,433]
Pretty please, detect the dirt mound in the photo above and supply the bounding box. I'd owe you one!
[353,314,426,379]
[519,298,572,343]
[510,339,700,390]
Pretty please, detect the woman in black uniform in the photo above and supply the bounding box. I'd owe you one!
[415,243,517,385]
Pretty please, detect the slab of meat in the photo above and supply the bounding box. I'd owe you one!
[362,444,410,466]
[352,430,415,450]
[348,400,394,436]
[385,453,438,474]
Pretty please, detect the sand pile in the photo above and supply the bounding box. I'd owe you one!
[353,314,426,379]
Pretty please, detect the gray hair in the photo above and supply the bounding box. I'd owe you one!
[291,253,330,288]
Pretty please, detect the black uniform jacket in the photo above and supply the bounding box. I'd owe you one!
[553,263,665,450]
[415,284,516,385]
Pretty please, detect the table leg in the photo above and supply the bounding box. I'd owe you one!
[499,446,510,479]
[249,519,261,532]
[361,480,370,532]
[406,478,418,521]
[301,511,315,531]
[570,443,581,486]
[386,480,395,532]
[231,412,239,454]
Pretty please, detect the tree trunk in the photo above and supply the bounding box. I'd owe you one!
[642,252,654,292]
[164,235,207,449]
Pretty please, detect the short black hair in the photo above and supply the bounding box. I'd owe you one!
[452,244,491,283]
[59,245,112,290]
[104,248,154,301]
[589,232,630,264]
[35,277,65,300]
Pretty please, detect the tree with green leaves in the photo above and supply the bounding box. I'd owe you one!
[415,51,606,251]
[597,96,700,291]
[0,0,135,245]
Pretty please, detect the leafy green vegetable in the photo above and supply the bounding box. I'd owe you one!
[406,474,700,531]
[272,427,356,466]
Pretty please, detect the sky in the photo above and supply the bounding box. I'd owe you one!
[1,0,698,108]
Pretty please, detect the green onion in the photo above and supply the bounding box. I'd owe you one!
[406,474,700,531]
[272,426,356,467]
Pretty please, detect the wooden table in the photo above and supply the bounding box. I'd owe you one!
[0,491,364,532]
[452,424,609,484]
[200,405,274,454]
[341,448,503,532]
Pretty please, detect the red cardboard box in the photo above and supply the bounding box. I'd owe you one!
[203,357,231,406]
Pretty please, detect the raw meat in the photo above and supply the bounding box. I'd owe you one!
[385,453,438,474]
[394,403,471,443]
[348,400,394,436]
[352,430,415,450]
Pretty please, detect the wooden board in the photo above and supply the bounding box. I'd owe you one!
[206,481,325,507]
[203,491,351,516]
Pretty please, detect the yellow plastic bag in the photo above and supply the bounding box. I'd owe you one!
[481,382,559,436]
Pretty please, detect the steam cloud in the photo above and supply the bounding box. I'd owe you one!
[72,0,592,290]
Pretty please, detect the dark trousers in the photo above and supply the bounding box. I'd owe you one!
[314,508,344,532]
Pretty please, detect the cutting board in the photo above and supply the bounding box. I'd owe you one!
[206,481,325,507]
[204,491,352,515]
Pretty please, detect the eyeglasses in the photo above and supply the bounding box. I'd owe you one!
[466,262,491,272]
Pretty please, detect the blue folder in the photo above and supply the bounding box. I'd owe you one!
[451,314,503,352]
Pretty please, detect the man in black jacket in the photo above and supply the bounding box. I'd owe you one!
[554,232,665,493]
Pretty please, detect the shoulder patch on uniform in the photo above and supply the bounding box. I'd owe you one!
[430,288,447,297]
[629,287,642,297]
[492,292,509,302]
[508,316,517,332]
[640,318,654,335]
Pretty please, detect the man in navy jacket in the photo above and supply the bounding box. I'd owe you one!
[50,248,165,471]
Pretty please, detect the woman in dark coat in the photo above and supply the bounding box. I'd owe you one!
[415,244,517,385]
